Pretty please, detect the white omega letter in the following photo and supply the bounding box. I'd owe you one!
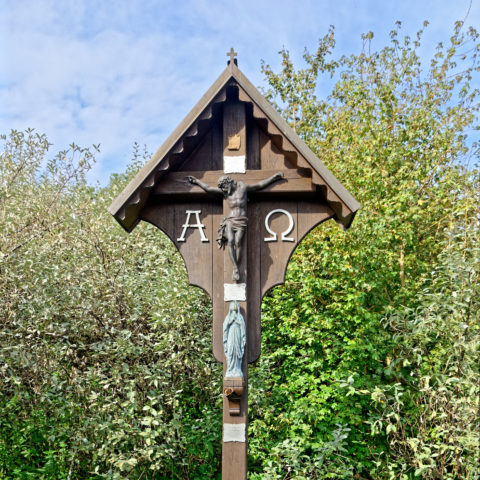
[264,209,295,242]
[177,210,209,242]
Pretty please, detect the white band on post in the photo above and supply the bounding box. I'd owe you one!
[224,155,246,173]
[223,423,246,443]
[224,283,246,301]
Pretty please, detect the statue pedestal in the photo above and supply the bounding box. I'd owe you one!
[224,377,245,416]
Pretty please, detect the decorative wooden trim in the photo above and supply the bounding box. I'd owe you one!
[108,65,360,232]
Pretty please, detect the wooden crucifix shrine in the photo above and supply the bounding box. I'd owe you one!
[108,51,360,480]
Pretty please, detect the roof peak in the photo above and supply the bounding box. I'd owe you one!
[108,61,360,232]
[226,47,238,66]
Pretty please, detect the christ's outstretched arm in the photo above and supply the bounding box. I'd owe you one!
[245,172,284,192]
[186,176,222,195]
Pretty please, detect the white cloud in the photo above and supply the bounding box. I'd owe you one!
[1,0,477,185]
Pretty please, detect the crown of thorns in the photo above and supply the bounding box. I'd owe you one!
[217,175,235,189]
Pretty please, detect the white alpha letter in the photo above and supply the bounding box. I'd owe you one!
[264,209,295,242]
[177,210,209,242]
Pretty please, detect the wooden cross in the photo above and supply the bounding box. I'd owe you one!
[108,63,359,480]
[227,47,238,65]
[140,102,338,479]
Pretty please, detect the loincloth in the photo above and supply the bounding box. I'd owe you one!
[216,216,248,249]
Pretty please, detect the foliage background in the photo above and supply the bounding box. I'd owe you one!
[1,21,478,479]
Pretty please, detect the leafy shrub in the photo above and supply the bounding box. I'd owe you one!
[248,20,479,479]
[0,133,222,479]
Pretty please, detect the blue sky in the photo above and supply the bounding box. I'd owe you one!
[1,0,478,185]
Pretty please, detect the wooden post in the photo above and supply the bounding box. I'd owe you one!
[221,100,248,480]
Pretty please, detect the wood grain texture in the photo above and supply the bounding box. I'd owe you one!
[222,102,248,479]
[212,207,225,362]
[154,169,313,195]
[177,128,213,171]
[246,202,261,363]
[223,101,246,158]
[140,201,219,298]
[260,200,334,298]
[212,115,224,170]
[246,117,260,170]
[260,130,295,170]
[222,360,248,479]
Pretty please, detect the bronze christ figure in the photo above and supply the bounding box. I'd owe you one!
[186,172,283,281]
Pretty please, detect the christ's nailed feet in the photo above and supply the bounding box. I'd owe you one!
[232,267,240,282]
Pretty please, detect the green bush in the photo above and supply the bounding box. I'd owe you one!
[247,20,479,479]
[0,134,222,478]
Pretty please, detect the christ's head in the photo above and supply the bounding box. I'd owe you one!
[218,175,236,197]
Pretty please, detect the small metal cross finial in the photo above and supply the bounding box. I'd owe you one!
[227,47,238,66]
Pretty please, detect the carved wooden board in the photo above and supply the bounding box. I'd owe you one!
[110,60,359,480]
[141,195,334,363]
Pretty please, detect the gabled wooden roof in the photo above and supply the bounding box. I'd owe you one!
[108,61,360,232]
